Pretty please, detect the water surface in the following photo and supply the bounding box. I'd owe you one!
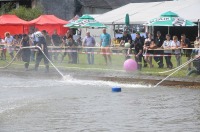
[0,75,200,132]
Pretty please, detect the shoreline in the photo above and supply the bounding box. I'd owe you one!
[0,67,200,88]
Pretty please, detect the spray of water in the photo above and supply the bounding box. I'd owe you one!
[61,74,151,88]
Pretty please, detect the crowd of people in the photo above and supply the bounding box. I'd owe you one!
[119,30,200,71]
[0,28,199,73]
[0,31,50,72]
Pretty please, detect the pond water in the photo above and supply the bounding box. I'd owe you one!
[0,75,200,132]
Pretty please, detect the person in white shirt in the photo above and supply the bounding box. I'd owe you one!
[171,36,181,67]
[162,34,173,69]
[30,29,39,61]
[4,32,14,59]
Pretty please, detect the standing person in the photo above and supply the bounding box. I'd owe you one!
[42,30,52,61]
[180,34,192,70]
[51,29,61,62]
[171,36,181,67]
[100,28,112,65]
[154,31,164,68]
[134,32,148,67]
[4,32,14,60]
[13,35,22,61]
[128,32,144,70]
[34,31,49,73]
[192,37,200,56]
[61,31,74,63]
[21,34,31,71]
[162,34,173,69]
[82,31,96,65]
[0,38,2,59]
[0,37,6,60]
[120,30,132,60]
[31,29,39,61]
[70,35,78,64]
[143,33,154,68]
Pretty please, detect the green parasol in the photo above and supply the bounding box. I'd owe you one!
[125,13,130,26]
[79,14,94,20]
[146,11,196,26]
[64,14,106,28]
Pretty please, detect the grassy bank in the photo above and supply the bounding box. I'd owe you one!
[1,51,199,78]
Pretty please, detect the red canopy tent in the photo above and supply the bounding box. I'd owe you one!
[28,15,69,36]
[0,14,28,38]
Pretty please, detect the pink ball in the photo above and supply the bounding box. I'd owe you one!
[123,59,137,71]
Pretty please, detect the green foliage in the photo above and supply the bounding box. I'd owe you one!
[0,2,16,14]
[9,6,43,21]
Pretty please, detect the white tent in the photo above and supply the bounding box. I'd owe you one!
[95,0,200,25]
[81,0,200,42]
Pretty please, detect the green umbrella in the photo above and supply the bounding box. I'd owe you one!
[79,14,94,20]
[146,11,196,26]
[125,13,130,26]
[81,21,107,28]
[64,14,106,28]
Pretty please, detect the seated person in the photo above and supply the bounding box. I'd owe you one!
[187,49,200,76]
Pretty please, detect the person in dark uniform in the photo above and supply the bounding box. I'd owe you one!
[34,31,49,72]
[181,34,192,70]
[21,34,31,71]
[42,30,52,61]
[154,31,164,68]
[128,32,144,70]
[120,30,132,46]
[120,30,132,60]
[51,29,61,62]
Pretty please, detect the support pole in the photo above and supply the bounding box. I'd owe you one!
[198,19,200,37]
[168,26,170,34]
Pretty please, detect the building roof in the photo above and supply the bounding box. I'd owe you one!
[78,0,172,9]
[105,0,172,9]
[78,0,112,9]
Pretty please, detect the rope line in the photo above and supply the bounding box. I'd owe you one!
[154,55,200,87]
[0,46,64,78]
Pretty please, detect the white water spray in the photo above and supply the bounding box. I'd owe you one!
[61,75,151,88]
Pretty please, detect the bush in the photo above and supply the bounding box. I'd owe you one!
[0,2,16,14]
[9,6,43,21]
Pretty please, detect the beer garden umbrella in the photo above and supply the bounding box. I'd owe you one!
[64,14,106,28]
[125,13,130,26]
[145,11,196,33]
[124,13,131,33]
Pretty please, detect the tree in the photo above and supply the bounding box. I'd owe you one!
[9,6,43,21]
[0,2,16,14]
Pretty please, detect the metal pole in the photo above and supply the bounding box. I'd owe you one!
[198,19,200,37]
[152,26,154,36]
[168,26,170,34]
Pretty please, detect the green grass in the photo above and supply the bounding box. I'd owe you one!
[0,51,199,78]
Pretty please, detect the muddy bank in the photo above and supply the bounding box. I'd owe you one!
[0,68,200,88]
[95,76,200,88]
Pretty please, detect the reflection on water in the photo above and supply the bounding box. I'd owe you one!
[0,75,200,132]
